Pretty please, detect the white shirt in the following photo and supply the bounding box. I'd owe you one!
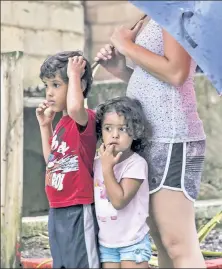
[93,153,149,247]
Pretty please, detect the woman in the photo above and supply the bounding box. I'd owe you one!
[94,15,206,268]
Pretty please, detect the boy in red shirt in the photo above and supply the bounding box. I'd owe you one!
[36,51,99,268]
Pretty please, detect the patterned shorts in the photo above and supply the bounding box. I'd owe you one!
[141,140,206,202]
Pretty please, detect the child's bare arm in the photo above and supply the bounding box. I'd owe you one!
[39,125,53,163]
[36,100,55,163]
[66,56,88,126]
[99,143,143,210]
[103,168,142,210]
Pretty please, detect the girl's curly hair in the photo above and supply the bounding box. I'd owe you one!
[39,51,93,98]
[96,96,148,153]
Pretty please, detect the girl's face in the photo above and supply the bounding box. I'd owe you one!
[102,112,134,155]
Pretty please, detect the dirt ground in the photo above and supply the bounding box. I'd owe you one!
[22,228,222,260]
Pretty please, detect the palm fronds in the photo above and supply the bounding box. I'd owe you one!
[198,211,222,243]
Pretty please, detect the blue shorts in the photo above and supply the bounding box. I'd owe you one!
[48,204,100,268]
[99,234,151,264]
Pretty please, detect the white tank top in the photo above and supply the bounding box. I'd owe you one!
[127,19,206,143]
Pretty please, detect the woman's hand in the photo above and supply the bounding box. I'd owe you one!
[94,44,127,74]
[94,20,143,82]
[94,43,134,83]
[110,20,144,56]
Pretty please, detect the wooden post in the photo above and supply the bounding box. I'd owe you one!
[1,51,24,268]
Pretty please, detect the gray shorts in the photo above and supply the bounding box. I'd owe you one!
[48,204,100,268]
[141,140,206,201]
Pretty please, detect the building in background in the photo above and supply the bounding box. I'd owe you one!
[1,1,143,87]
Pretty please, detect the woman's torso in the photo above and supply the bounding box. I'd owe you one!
[127,19,205,143]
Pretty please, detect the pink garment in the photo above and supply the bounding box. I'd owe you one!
[93,153,149,248]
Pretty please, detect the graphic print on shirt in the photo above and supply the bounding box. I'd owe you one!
[45,127,79,191]
[94,178,117,222]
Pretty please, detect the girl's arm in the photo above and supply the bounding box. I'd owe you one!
[103,167,142,210]
[111,26,191,87]
[99,144,146,210]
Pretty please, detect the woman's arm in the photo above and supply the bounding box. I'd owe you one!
[94,22,144,83]
[112,66,134,83]
[94,45,133,83]
[111,26,192,87]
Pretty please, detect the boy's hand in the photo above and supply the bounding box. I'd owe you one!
[36,100,56,127]
[67,56,86,79]
[99,143,122,171]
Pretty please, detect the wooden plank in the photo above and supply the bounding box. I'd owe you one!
[1,51,24,268]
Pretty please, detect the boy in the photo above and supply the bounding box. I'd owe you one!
[36,51,99,268]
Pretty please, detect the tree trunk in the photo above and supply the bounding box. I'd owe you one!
[1,51,24,268]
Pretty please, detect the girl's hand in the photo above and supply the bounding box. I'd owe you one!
[99,143,122,171]
[36,100,56,127]
[67,56,86,79]
[110,20,143,55]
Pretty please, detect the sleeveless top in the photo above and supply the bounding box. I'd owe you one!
[127,19,205,143]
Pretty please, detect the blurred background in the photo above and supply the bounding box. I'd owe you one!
[1,1,221,218]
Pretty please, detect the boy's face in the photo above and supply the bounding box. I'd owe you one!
[43,74,68,112]
[102,112,134,155]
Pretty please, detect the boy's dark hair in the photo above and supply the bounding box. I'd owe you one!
[96,96,148,153]
[40,51,93,98]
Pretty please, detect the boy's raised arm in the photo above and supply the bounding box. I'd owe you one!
[66,56,88,126]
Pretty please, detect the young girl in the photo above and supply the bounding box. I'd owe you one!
[94,96,151,268]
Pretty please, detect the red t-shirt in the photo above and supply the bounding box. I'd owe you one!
[45,109,97,208]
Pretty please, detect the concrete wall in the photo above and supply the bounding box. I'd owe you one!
[1,1,84,88]
[1,1,144,84]
[84,0,144,80]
